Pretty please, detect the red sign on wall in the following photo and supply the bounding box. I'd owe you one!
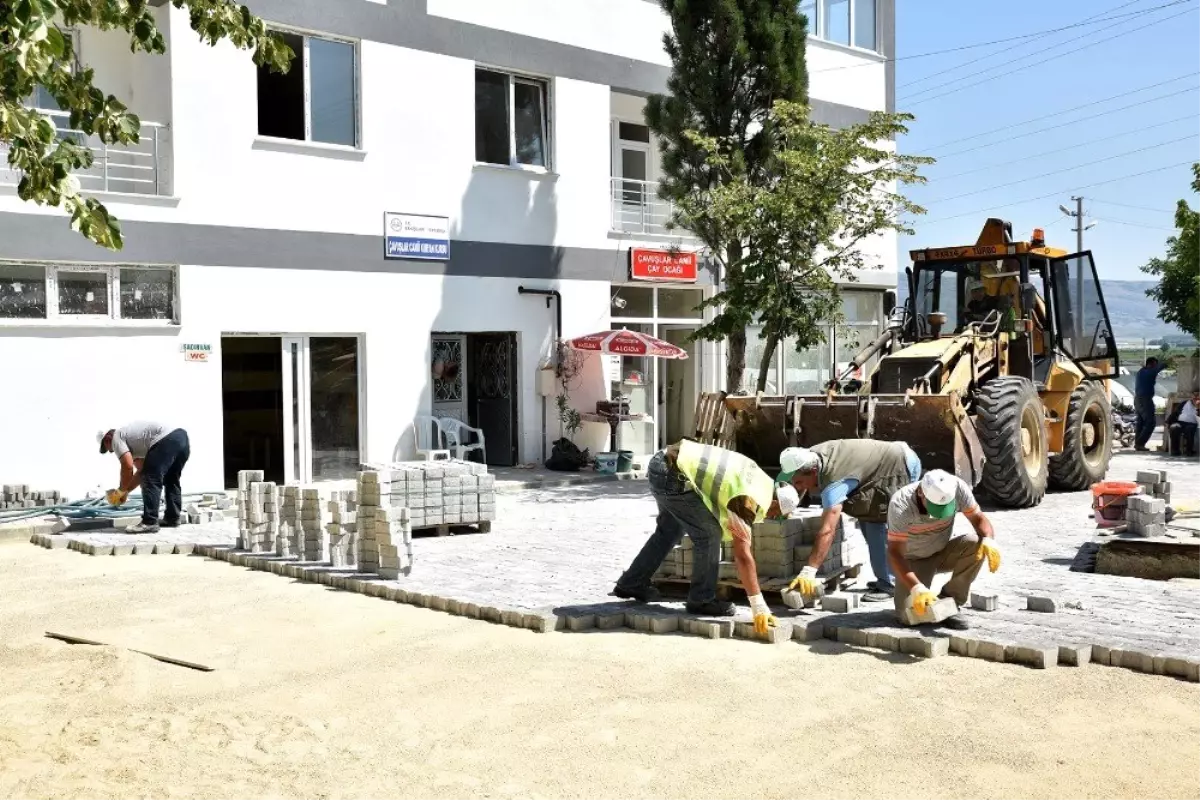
[629,248,699,283]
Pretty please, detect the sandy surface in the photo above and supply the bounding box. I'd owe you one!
[0,542,1196,800]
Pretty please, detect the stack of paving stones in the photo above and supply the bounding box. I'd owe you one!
[1125,493,1168,537]
[358,460,495,532]
[325,488,358,567]
[354,469,415,577]
[2,485,64,509]
[1135,469,1171,506]
[654,509,867,584]
[237,474,279,553]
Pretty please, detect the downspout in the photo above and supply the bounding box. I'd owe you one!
[517,287,562,463]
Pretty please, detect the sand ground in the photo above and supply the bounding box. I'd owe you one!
[0,541,1196,800]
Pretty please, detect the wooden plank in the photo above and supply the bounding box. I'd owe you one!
[45,631,215,672]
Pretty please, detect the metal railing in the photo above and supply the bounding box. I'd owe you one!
[1,110,167,196]
[610,177,694,238]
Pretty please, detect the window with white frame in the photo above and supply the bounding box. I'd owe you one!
[257,31,358,147]
[474,68,550,168]
[800,0,877,52]
[0,263,178,323]
[29,29,81,112]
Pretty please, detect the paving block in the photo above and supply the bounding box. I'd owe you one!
[899,635,950,658]
[595,611,628,631]
[781,589,806,610]
[866,630,898,652]
[1014,645,1058,669]
[1058,644,1092,666]
[428,595,449,612]
[1112,649,1155,673]
[835,626,869,647]
[902,597,959,626]
[791,618,825,642]
[566,613,597,632]
[480,605,504,623]
[627,611,653,633]
[970,592,999,612]
[976,640,1007,662]
[523,611,562,633]
[648,614,680,634]
[460,601,480,619]
[1026,595,1058,613]
[820,593,858,613]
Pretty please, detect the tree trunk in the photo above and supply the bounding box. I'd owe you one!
[724,241,746,393]
[755,332,780,393]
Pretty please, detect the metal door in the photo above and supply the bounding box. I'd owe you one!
[468,333,519,466]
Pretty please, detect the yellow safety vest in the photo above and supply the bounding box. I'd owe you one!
[675,439,776,540]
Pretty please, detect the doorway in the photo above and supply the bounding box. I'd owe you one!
[660,326,699,446]
[430,332,519,466]
[221,335,363,487]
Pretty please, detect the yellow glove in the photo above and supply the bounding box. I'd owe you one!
[976,538,1001,573]
[748,593,777,639]
[909,583,938,616]
[787,565,822,597]
[105,489,128,506]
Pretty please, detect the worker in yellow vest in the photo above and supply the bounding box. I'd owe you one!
[612,439,799,636]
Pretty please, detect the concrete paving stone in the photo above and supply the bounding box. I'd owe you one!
[1014,645,1058,669]
[480,605,503,623]
[175,543,195,556]
[864,630,897,651]
[523,611,562,633]
[500,608,523,627]
[595,611,626,630]
[1059,644,1092,666]
[820,593,857,613]
[1091,645,1112,666]
[949,635,973,656]
[648,614,680,634]
[461,601,480,619]
[566,613,597,632]
[836,626,870,647]
[976,640,1008,662]
[899,635,950,659]
[1027,595,1058,613]
[970,592,999,612]
[111,544,134,556]
[428,595,449,612]
[1112,649,1155,673]
[627,611,652,633]
[132,542,157,555]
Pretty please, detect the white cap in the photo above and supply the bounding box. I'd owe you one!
[777,447,820,481]
[920,469,958,506]
[774,483,800,517]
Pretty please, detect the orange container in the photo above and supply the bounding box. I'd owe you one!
[1091,480,1141,527]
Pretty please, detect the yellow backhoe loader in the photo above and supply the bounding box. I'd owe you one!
[720,218,1120,508]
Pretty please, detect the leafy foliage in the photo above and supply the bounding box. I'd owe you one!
[1,0,292,249]
[646,0,809,392]
[679,101,932,392]
[1141,163,1200,340]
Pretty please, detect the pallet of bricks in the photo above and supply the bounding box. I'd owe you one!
[652,508,868,596]
[2,485,63,510]
[358,460,496,535]
[1125,469,1172,537]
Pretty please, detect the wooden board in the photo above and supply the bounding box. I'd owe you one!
[692,392,737,448]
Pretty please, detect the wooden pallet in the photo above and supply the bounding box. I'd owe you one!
[652,564,861,603]
[691,392,737,448]
[412,521,492,538]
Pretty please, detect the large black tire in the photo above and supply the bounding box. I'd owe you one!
[1048,381,1113,491]
[975,377,1048,508]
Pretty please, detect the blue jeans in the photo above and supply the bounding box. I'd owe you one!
[860,521,893,589]
[140,429,190,526]
[1135,395,1156,449]
[616,451,723,604]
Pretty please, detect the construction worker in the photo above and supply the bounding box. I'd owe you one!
[1134,357,1169,451]
[886,469,1000,630]
[97,422,191,534]
[778,439,921,603]
[612,440,800,634]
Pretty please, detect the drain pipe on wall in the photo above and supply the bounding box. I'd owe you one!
[517,286,562,464]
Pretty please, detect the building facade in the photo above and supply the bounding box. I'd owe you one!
[0,0,896,494]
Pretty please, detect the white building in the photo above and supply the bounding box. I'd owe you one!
[0,0,896,495]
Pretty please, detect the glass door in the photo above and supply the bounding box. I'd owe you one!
[280,337,310,485]
[659,326,699,447]
[280,335,362,483]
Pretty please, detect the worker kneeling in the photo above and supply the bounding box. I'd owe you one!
[97,422,191,534]
[612,440,799,634]
[887,470,1000,630]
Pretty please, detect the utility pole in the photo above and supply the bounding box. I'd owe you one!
[1058,197,1096,350]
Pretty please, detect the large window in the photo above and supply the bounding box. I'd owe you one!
[257,31,357,147]
[0,263,177,323]
[475,68,549,168]
[801,0,878,52]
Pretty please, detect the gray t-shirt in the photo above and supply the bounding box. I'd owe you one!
[886,476,979,560]
[112,421,173,459]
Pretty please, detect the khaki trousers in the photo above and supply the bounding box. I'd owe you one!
[893,533,983,622]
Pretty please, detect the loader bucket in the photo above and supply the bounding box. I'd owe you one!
[722,393,984,486]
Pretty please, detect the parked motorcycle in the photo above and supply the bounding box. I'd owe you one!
[1112,410,1135,449]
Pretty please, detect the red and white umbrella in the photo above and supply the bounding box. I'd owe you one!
[566,329,688,359]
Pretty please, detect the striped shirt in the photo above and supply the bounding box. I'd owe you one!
[886,477,979,560]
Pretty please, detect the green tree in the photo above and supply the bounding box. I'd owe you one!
[1141,163,1200,340]
[1,0,292,249]
[680,101,931,392]
[645,0,808,393]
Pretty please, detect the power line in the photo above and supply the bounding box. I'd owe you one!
[924,135,1198,204]
[896,0,1153,89]
[1092,216,1180,231]
[930,113,1198,179]
[1090,197,1177,213]
[901,4,1199,106]
[917,161,1194,224]
[932,85,1199,159]
[810,0,1174,75]
[917,72,1197,152]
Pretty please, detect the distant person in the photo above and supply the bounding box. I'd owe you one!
[963,285,995,324]
[97,422,191,533]
[1167,391,1199,457]
[1134,357,1169,451]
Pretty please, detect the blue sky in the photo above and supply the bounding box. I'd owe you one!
[895,0,1200,279]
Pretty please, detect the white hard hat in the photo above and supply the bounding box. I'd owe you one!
[774,483,800,517]
[919,469,958,519]
[777,447,819,481]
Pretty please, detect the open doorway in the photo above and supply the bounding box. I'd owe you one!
[431,332,519,466]
[660,326,699,446]
[221,336,284,487]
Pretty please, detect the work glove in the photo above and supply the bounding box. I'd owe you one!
[976,538,1001,573]
[105,489,128,507]
[748,593,777,638]
[788,565,822,597]
[909,583,938,617]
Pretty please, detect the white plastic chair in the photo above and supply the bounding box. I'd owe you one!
[412,414,451,461]
[437,417,487,463]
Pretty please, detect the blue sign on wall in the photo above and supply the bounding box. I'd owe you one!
[384,212,450,261]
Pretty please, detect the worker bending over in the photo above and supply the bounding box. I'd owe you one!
[613,440,799,635]
[779,439,921,603]
[887,470,1000,630]
[98,422,191,534]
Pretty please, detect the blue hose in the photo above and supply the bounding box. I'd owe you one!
[0,491,230,525]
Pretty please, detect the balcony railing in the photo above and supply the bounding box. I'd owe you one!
[1,110,168,196]
[610,177,694,238]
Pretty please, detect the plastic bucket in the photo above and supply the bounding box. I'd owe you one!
[1091,480,1141,527]
[595,452,618,474]
[616,450,635,474]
